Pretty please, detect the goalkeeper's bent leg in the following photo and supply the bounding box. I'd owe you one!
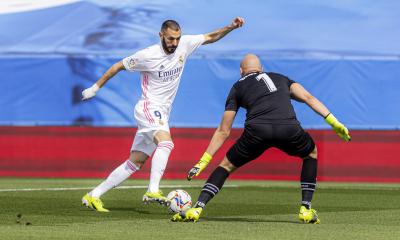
[194,157,236,208]
[300,153,318,209]
[194,166,230,208]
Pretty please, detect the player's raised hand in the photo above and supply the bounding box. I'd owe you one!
[82,83,100,100]
[230,17,245,29]
[187,152,212,181]
[325,113,351,141]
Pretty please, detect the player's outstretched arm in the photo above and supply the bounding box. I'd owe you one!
[82,61,125,100]
[290,83,351,141]
[187,111,236,180]
[202,17,245,45]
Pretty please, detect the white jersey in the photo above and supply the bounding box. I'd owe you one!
[123,34,205,114]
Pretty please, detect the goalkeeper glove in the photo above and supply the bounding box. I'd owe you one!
[82,83,100,100]
[187,152,212,181]
[325,113,351,141]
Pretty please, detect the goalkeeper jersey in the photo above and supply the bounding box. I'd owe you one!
[225,71,300,125]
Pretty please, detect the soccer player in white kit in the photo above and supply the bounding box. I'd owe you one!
[81,17,245,212]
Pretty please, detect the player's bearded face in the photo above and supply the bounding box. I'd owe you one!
[160,29,181,54]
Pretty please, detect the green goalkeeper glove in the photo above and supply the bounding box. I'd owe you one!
[187,152,212,181]
[325,113,351,141]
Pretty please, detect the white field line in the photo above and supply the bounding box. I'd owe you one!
[0,184,238,192]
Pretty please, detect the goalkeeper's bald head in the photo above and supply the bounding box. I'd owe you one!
[240,54,262,76]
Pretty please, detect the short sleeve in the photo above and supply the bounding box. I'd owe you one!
[225,86,239,112]
[181,34,205,57]
[122,50,148,72]
[286,76,296,87]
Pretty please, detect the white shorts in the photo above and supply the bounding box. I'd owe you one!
[130,131,157,156]
[134,101,170,134]
[131,101,170,156]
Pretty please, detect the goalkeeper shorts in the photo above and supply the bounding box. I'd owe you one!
[226,123,315,168]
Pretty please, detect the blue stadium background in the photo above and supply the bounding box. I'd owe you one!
[1,0,399,129]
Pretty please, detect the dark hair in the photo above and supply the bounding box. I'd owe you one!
[161,20,181,32]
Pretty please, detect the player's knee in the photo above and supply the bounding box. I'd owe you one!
[219,157,237,173]
[154,130,172,144]
[130,157,144,169]
[129,151,149,168]
[308,146,318,159]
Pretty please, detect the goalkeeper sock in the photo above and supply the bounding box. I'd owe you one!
[90,160,139,198]
[195,166,230,208]
[300,156,317,209]
[148,141,174,193]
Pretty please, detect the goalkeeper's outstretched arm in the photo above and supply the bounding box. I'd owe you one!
[290,82,351,141]
[187,110,236,180]
[204,110,236,156]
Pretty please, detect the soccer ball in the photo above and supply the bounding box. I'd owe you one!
[167,189,192,213]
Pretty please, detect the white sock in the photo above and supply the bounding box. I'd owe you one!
[90,160,139,198]
[148,141,174,193]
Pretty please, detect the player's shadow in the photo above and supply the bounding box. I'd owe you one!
[111,207,152,214]
[203,216,300,224]
[110,207,170,217]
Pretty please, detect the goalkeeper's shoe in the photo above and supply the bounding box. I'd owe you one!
[142,191,169,206]
[184,207,203,222]
[298,206,320,224]
[81,194,109,212]
[171,207,203,222]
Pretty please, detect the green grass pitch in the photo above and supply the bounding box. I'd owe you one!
[1,178,400,240]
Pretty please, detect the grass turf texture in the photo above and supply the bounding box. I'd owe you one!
[1,179,400,240]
